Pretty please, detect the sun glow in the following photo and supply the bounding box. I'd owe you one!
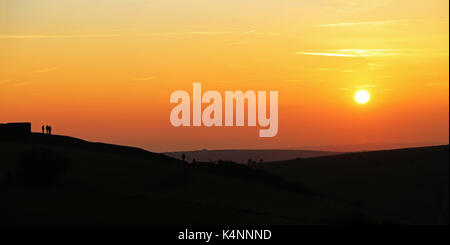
[354,90,370,104]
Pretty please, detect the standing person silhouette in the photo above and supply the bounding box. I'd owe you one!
[45,125,49,134]
[42,125,45,134]
[48,125,52,135]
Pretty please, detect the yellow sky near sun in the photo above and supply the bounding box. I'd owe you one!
[0,0,448,151]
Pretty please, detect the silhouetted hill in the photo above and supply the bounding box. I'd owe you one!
[291,142,449,152]
[19,133,171,161]
[254,145,449,224]
[0,134,447,225]
[164,149,338,163]
[0,134,367,225]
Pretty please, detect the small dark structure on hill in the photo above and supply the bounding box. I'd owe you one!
[0,122,31,139]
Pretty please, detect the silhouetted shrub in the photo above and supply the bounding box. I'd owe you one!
[16,148,70,187]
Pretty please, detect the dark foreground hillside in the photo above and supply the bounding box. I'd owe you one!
[255,145,449,224]
[0,134,447,224]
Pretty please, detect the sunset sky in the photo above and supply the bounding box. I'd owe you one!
[1,0,448,152]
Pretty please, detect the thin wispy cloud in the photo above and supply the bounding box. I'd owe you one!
[131,76,157,81]
[0,79,12,84]
[12,82,31,87]
[187,30,280,36]
[250,32,281,36]
[0,30,281,40]
[425,82,446,86]
[297,52,355,57]
[147,31,275,37]
[33,67,60,73]
[149,32,179,37]
[297,49,400,58]
[315,19,423,28]
[368,63,386,70]
[313,68,354,73]
[111,29,140,32]
[188,31,233,35]
[0,34,120,40]
[314,68,337,71]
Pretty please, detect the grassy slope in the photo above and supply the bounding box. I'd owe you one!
[0,135,370,225]
[0,134,447,224]
[255,145,449,224]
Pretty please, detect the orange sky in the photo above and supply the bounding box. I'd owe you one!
[1,0,449,152]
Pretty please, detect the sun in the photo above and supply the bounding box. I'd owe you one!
[354,90,370,104]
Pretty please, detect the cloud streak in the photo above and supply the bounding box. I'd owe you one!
[0,34,120,39]
[187,30,280,36]
[33,67,60,73]
[131,76,157,81]
[297,49,400,58]
[0,30,281,40]
[315,19,423,27]
[12,82,31,87]
[297,52,355,57]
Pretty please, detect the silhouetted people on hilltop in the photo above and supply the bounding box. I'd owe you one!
[182,153,186,162]
[44,125,52,135]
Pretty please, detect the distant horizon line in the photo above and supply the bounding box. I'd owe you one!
[162,142,450,153]
[24,131,448,154]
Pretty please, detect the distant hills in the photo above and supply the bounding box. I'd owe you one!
[163,142,450,164]
[291,141,450,152]
[164,149,338,163]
